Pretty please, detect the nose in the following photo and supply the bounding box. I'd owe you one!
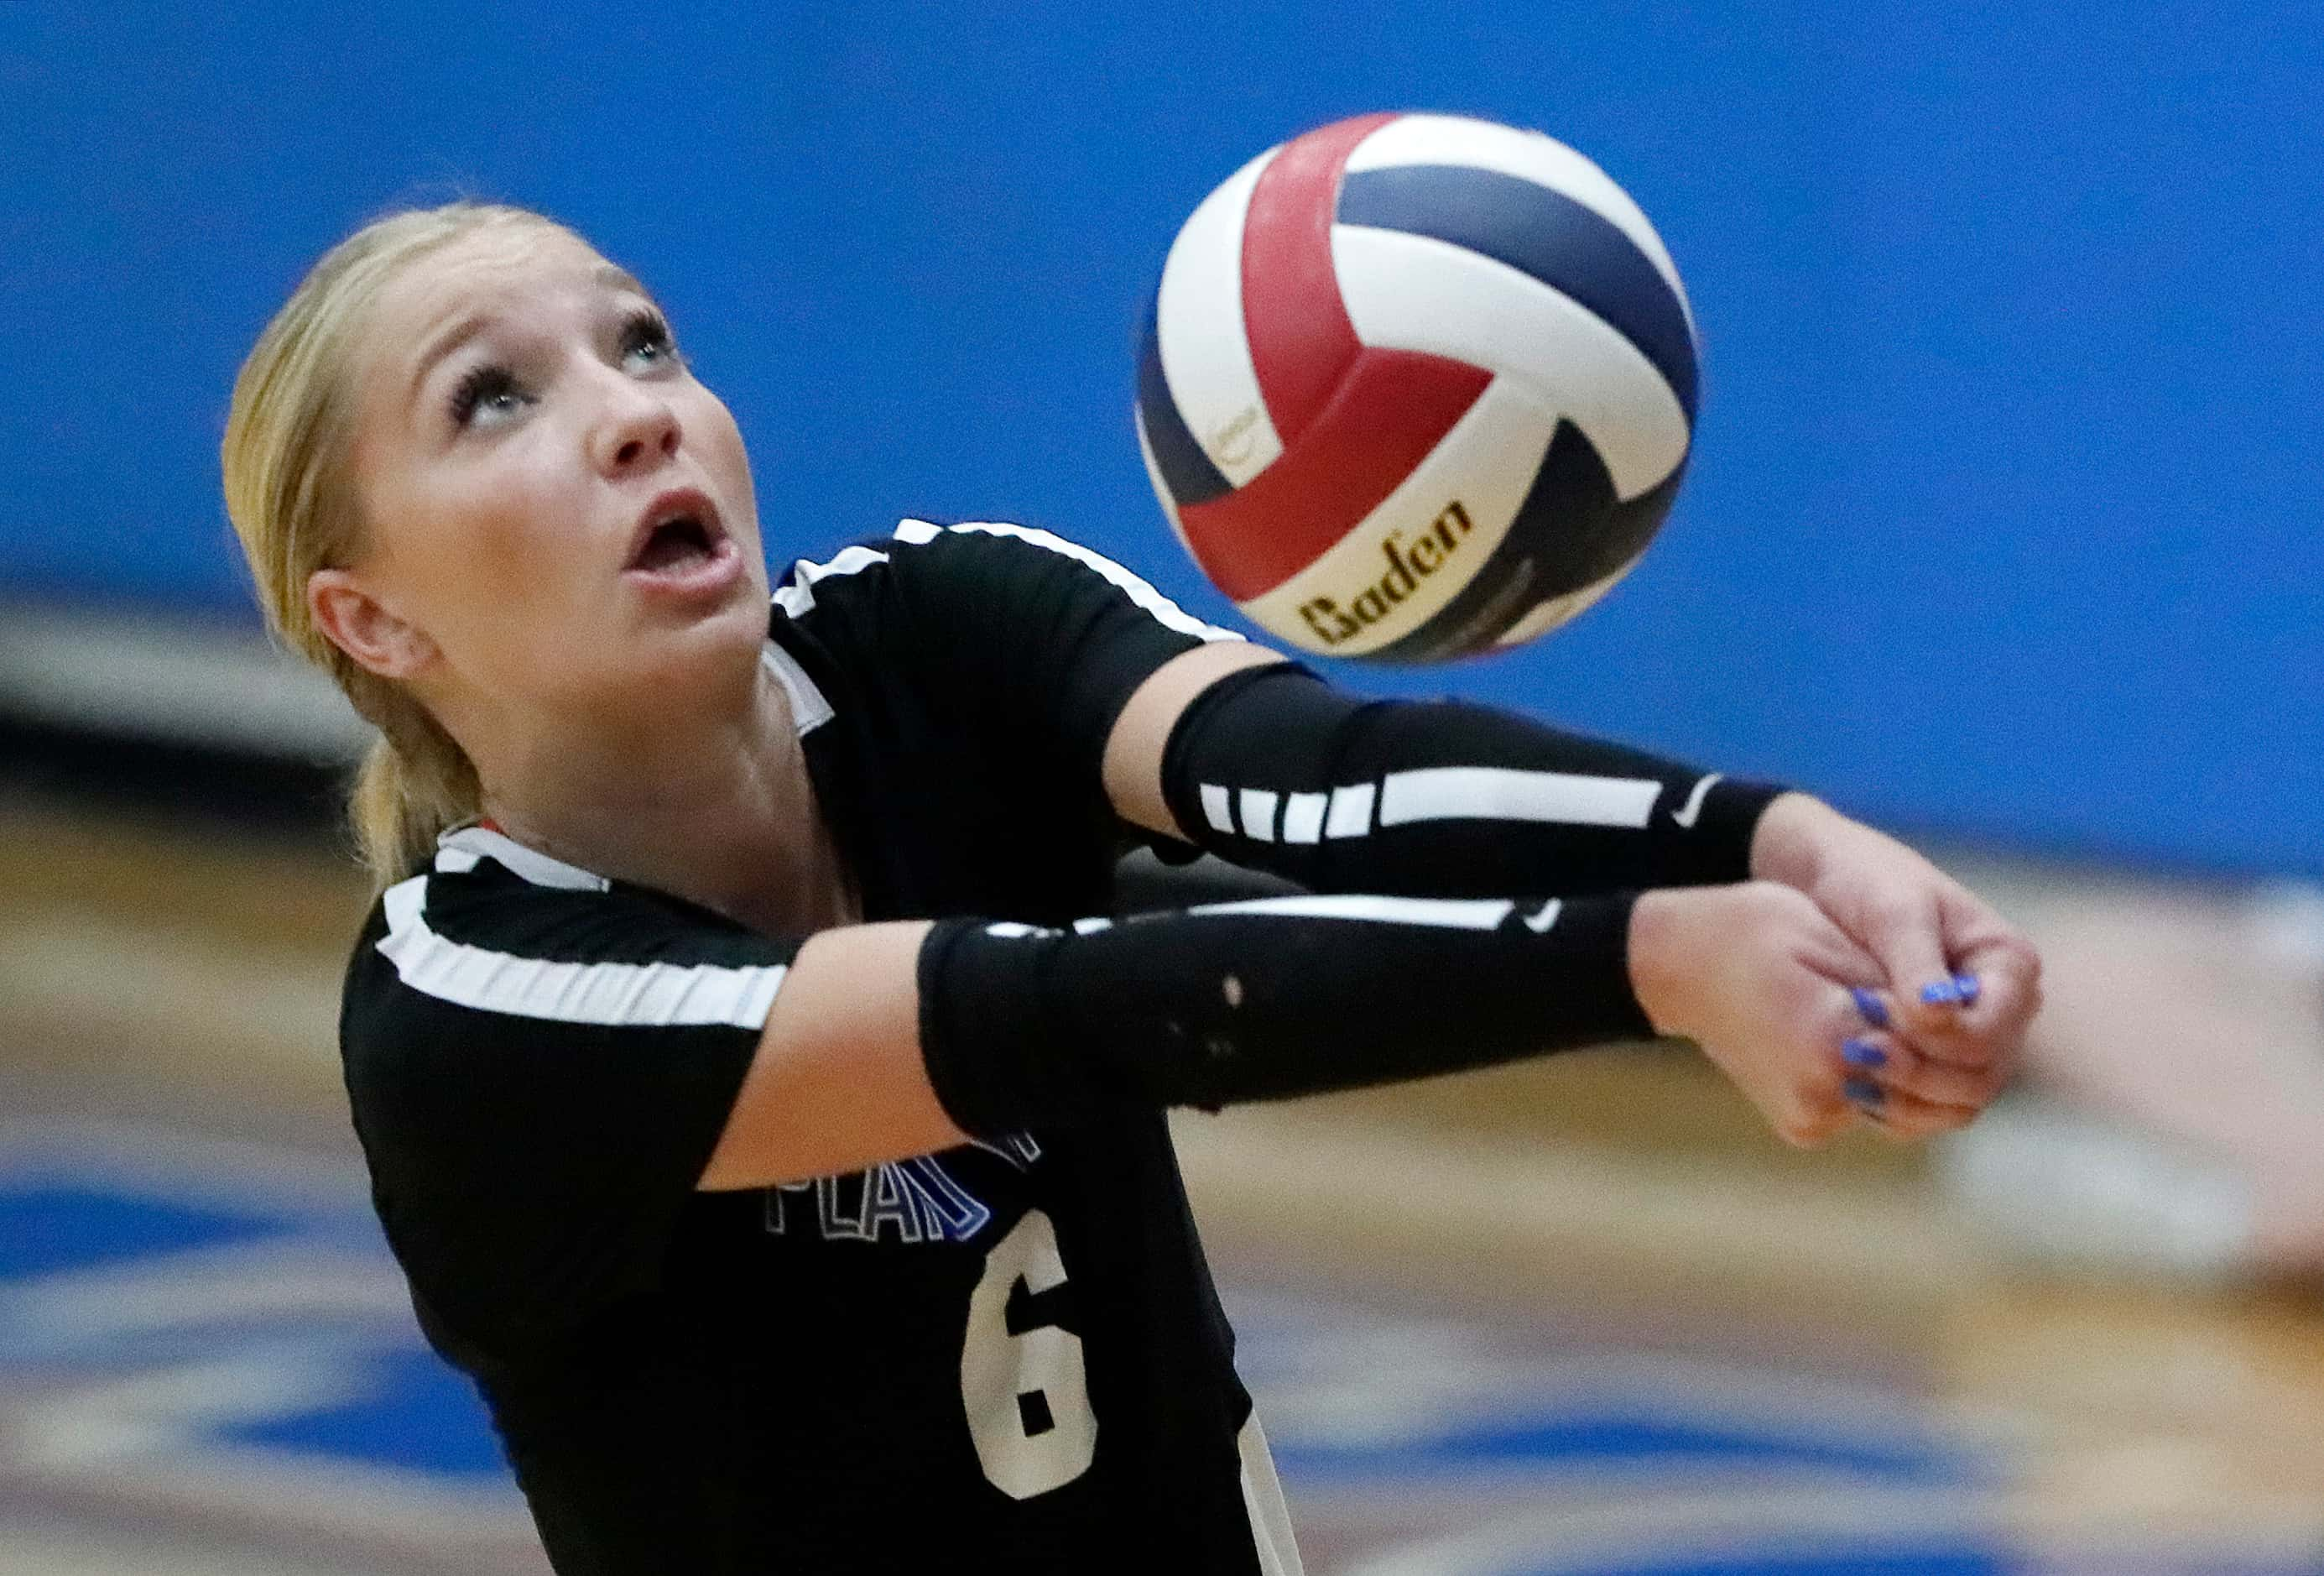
[588,366,681,477]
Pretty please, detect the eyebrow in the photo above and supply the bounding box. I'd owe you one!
[404,263,658,404]
[407,310,492,405]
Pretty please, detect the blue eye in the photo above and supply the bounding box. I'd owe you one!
[450,364,528,428]
[620,308,680,369]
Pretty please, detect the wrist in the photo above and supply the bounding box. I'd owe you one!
[1626,889,1696,1038]
[1747,791,1838,890]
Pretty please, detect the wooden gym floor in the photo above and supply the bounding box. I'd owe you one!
[2,790,2320,1574]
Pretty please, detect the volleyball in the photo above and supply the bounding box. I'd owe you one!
[1135,112,1699,661]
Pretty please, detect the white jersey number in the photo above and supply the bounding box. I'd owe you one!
[960,1208,1097,1499]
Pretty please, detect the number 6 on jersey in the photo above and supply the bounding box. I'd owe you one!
[961,1208,1097,1498]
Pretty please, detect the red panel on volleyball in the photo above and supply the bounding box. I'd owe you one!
[1175,348,1490,601]
[1238,111,1394,444]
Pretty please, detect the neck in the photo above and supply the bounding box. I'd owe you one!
[456,655,852,937]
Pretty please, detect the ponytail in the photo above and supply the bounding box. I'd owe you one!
[347,693,483,889]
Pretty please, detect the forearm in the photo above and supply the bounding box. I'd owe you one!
[918,890,1655,1137]
[1158,664,1787,899]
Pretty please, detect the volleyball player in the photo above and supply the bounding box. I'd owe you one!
[220,204,2039,1573]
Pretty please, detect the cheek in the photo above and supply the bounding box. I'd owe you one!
[400,442,598,657]
[471,441,590,570]
[692,392,757,518]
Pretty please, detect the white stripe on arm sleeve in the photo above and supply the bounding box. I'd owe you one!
[1159,664,1787,896]
[1375,765,1665,830]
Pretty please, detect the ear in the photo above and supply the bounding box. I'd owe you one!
[307,567,440,680]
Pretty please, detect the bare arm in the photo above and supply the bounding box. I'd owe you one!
[1101,640,1290,842]
[696,920,956,1189]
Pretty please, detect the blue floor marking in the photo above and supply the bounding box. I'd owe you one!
[223,1344,508,1478]
[1278,1410,1972,1484]
[2,1135,2317,1573]
[0,1182,285,1280]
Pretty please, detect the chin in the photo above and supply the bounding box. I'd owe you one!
[609,577,770,710]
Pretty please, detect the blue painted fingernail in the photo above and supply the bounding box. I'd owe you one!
[1844,1077,1886,1106]
[1920,978,1962,1005]
[1842,1037,1889,1069]
[1953,973,1981,1005]
[1850,987,1890,1028]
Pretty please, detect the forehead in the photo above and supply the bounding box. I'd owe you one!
[372,223,623,343]
[351,224,644,472]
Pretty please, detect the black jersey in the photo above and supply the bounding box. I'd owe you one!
[339,520,1302,1574]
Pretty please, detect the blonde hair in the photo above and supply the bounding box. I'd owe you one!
[223,202,576,890]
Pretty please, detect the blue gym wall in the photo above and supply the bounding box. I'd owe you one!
[3,1,2317,874]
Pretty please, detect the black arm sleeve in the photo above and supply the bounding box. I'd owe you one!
[918,890,1657,1137]
[1157,661,1790,897]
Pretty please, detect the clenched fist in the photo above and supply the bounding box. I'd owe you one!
[1751,794,2043,1093]
[1628,881,2016,1146]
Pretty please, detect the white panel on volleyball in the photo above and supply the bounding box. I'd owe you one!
[1154,146,1284,488]
[1236,376,1552,658]
[1342,113,1696,339]
[1331,225,1689,502]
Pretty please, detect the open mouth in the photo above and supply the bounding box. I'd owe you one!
[625,489,731,581]
[633,512,718,572]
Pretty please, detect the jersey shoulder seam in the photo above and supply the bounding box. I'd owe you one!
[884,517,1242,644]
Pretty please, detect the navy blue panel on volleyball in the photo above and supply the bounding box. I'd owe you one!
[1371,419,1681,663]
[1135,303,1232,507]
[1337,165,1701,422]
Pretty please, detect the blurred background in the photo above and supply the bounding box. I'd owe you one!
[3,2,2321,1572]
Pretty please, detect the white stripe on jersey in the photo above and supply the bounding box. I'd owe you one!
[378,875,787,1031]
[1185,893,1516,931]
[770,542,890,620]
[436,827,609,890]
[770,519,1243,644]
[891,519,1243,643]
[1237,1412,1305,1576]
[763,641,834,734]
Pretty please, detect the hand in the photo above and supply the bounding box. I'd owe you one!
[1747,795,2043,1101]
[1628,883,2000,1145]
